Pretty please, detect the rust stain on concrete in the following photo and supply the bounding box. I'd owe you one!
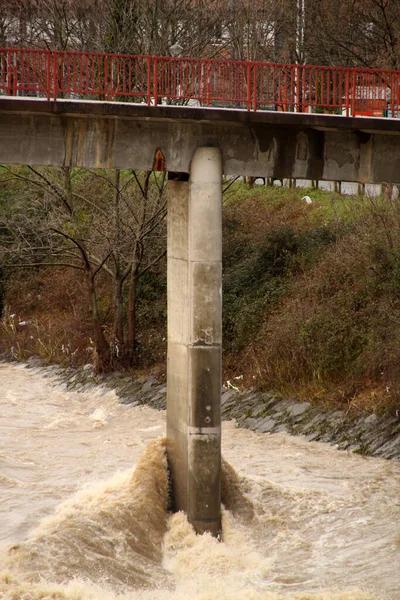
[153,147,166,171]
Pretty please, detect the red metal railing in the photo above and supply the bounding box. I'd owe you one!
[1,47,400,117]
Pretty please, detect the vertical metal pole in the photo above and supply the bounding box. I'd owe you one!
[351,69,356,116]
[104,55,108,100]
[153,58,158,106]
[53,52,57,101]
[206,61,211,107]
[13,63,17,96]
[296,65,300,112]
[47,51,51,100]
[231,0,237,61]
[147,57,151,105]
[247,62,251,110]
[7,50,12,96]
[391,73,395,117]
[253,62,257,112]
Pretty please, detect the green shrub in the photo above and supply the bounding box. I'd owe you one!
[222,190,342,353]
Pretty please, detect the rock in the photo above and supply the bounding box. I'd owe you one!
[141,377,158,392]
[270,398,294,413]
[286,402,311,418]
[257,417,277,433]
[221,389,239,406]
[363,413,379,426]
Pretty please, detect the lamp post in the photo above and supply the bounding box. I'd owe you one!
[296,0,305,63]
[295,0,305,112]
[231,0,237,60]
[168,44,184,105]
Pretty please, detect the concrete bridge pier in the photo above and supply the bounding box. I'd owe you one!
[166,147,222,536]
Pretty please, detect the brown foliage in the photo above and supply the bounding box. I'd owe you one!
[240,199,400,413]
[0,268,95,364]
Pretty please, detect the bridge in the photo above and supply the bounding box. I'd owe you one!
[2,48,400,536]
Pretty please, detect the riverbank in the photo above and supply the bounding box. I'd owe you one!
[23,358,400,462]
[3,184,400,416]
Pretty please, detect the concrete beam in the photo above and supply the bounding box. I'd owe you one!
[167,147,222,536]
[2,99,400,183]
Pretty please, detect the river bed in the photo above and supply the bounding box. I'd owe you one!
[0,363,399,599]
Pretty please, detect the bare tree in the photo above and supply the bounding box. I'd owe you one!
[97,0,230,58]
[96,168,167,363]
[1,0,100,50]
[0,165,167,370]
[303,0,400,69]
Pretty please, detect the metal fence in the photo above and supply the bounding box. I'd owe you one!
[1,47,399,117]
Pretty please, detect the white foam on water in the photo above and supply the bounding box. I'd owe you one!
[0,364,398,600]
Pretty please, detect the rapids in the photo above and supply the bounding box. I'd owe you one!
[0,363,399,599]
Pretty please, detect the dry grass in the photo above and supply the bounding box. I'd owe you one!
[223,186,400,414]
[3,183,400,414]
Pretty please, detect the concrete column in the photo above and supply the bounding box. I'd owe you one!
[167,147,222,536]
[382,183,393,202]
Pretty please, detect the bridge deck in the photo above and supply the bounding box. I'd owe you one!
[1,97,400,184]
[2,95,400,132]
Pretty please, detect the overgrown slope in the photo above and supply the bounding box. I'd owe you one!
[223,184,400,414]
[2,179,400,414]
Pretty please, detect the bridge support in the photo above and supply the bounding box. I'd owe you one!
[166,147,222,536]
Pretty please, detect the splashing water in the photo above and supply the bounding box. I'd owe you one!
[1,363,399,600]
[4,438,170,590]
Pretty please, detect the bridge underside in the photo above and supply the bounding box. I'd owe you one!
[1,99,400,183]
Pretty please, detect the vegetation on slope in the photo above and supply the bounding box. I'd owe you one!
[0,166,167,371]
[223,184,400,414]
[1,175,400,415]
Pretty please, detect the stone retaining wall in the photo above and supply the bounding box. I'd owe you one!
[24,358,400,461]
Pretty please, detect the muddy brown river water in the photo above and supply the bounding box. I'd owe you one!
[0,363,399,599]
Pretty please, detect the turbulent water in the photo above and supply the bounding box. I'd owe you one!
[0,363,399,600]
